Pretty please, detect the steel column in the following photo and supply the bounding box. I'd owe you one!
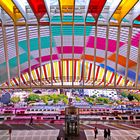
[25,23,32,87]
[60,23,64,85]
[72,23,74,86]
[72,0,75,86]
[83,23,86,86]
[14,23,21,87]
[124,26,132,87]
[104,24,109,86]
[37,22,42,86]
[49,23,53,86]
[114,25,121,87]
[135,39,140,88]
[58,0,63,86]
[93,25,97,86]
[1,23,10,87]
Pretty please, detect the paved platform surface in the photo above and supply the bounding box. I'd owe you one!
[0,121,139,140]
[0,130,59,140]
[84,129,140,140]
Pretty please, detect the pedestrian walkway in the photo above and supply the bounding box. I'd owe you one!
[0,130,60,140]
[0,122,140,140]
[84,129,140,140]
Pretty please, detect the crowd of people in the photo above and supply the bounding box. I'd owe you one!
[94,127,111,140]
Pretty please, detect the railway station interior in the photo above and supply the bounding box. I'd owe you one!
[0,0,140,140]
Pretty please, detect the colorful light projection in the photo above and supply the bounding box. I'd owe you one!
[0,0,22,21]
[112,0,138,23]
[27,0,48,20]
[87,0,106,22]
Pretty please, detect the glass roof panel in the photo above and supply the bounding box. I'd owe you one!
[112,0,138,23]
[0,0,23,21]
[27,0,48,20]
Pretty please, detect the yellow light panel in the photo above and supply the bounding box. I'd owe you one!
[75,61,80,82]
[113,0,138,23]
[59,0,74,15]
[62,61,67,81]
[0,0,22,21]
[53,62,59,78]
[69,60,72,81]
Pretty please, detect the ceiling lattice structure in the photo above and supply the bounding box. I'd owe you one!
[0,0,140,90]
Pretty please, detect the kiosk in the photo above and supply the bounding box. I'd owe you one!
[65,106,79,136]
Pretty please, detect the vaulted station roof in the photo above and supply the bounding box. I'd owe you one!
[0,0,140,90]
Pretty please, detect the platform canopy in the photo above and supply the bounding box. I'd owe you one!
[0,0,140,90]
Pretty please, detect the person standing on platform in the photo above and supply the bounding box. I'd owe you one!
[29,115,33,125]
[104,129,107,140]
[107,128,111,140]
[94,127,98,139]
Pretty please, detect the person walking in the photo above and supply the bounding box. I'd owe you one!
[104,129,107,140]
[107,128,111,140]
[94,127,98,139]
[29,116,33,125]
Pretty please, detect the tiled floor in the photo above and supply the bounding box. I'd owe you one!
[0,130,60,140]
[84,129,140,140]
[0,121,140,140]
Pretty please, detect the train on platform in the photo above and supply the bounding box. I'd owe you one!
[0,106,140,121]
[0,105,140,115]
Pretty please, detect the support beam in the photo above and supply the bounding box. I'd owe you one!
[83,23,86,86]
[124,26,132,87]
[0,22,137,27]
[104,24,109,86]
[14,23,21,87]
[114,25,121,87]
[25,23,32,87]
[1,22,10,87]
[72,0,75,86]
[135,39,140,88]
[72,23,74,86]
[58,0,63,86]
[60,23,64,85]
[93,25,97,86]
[0,85,140,90]
[49,23,53,86]
[37,22,42,86]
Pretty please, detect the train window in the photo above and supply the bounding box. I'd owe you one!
[0,118,4,121]
[136,116,140,119]
[103,109,105,111]
[115,116,121,120]
[107,109,109,111]
[52,109,54,111]
[102,117,106,120]
[94,118,100,120]
[43,109,46,111]
[27,109,30,111]
[39,109,42,111]
[48,109,50,111]
[122,117,128,120]
[31,109,34,111]
[95,110,97,112]
[109,118,114,120]
[60,117,64,120]
[35,109,38,111]
[99,109,101,111]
